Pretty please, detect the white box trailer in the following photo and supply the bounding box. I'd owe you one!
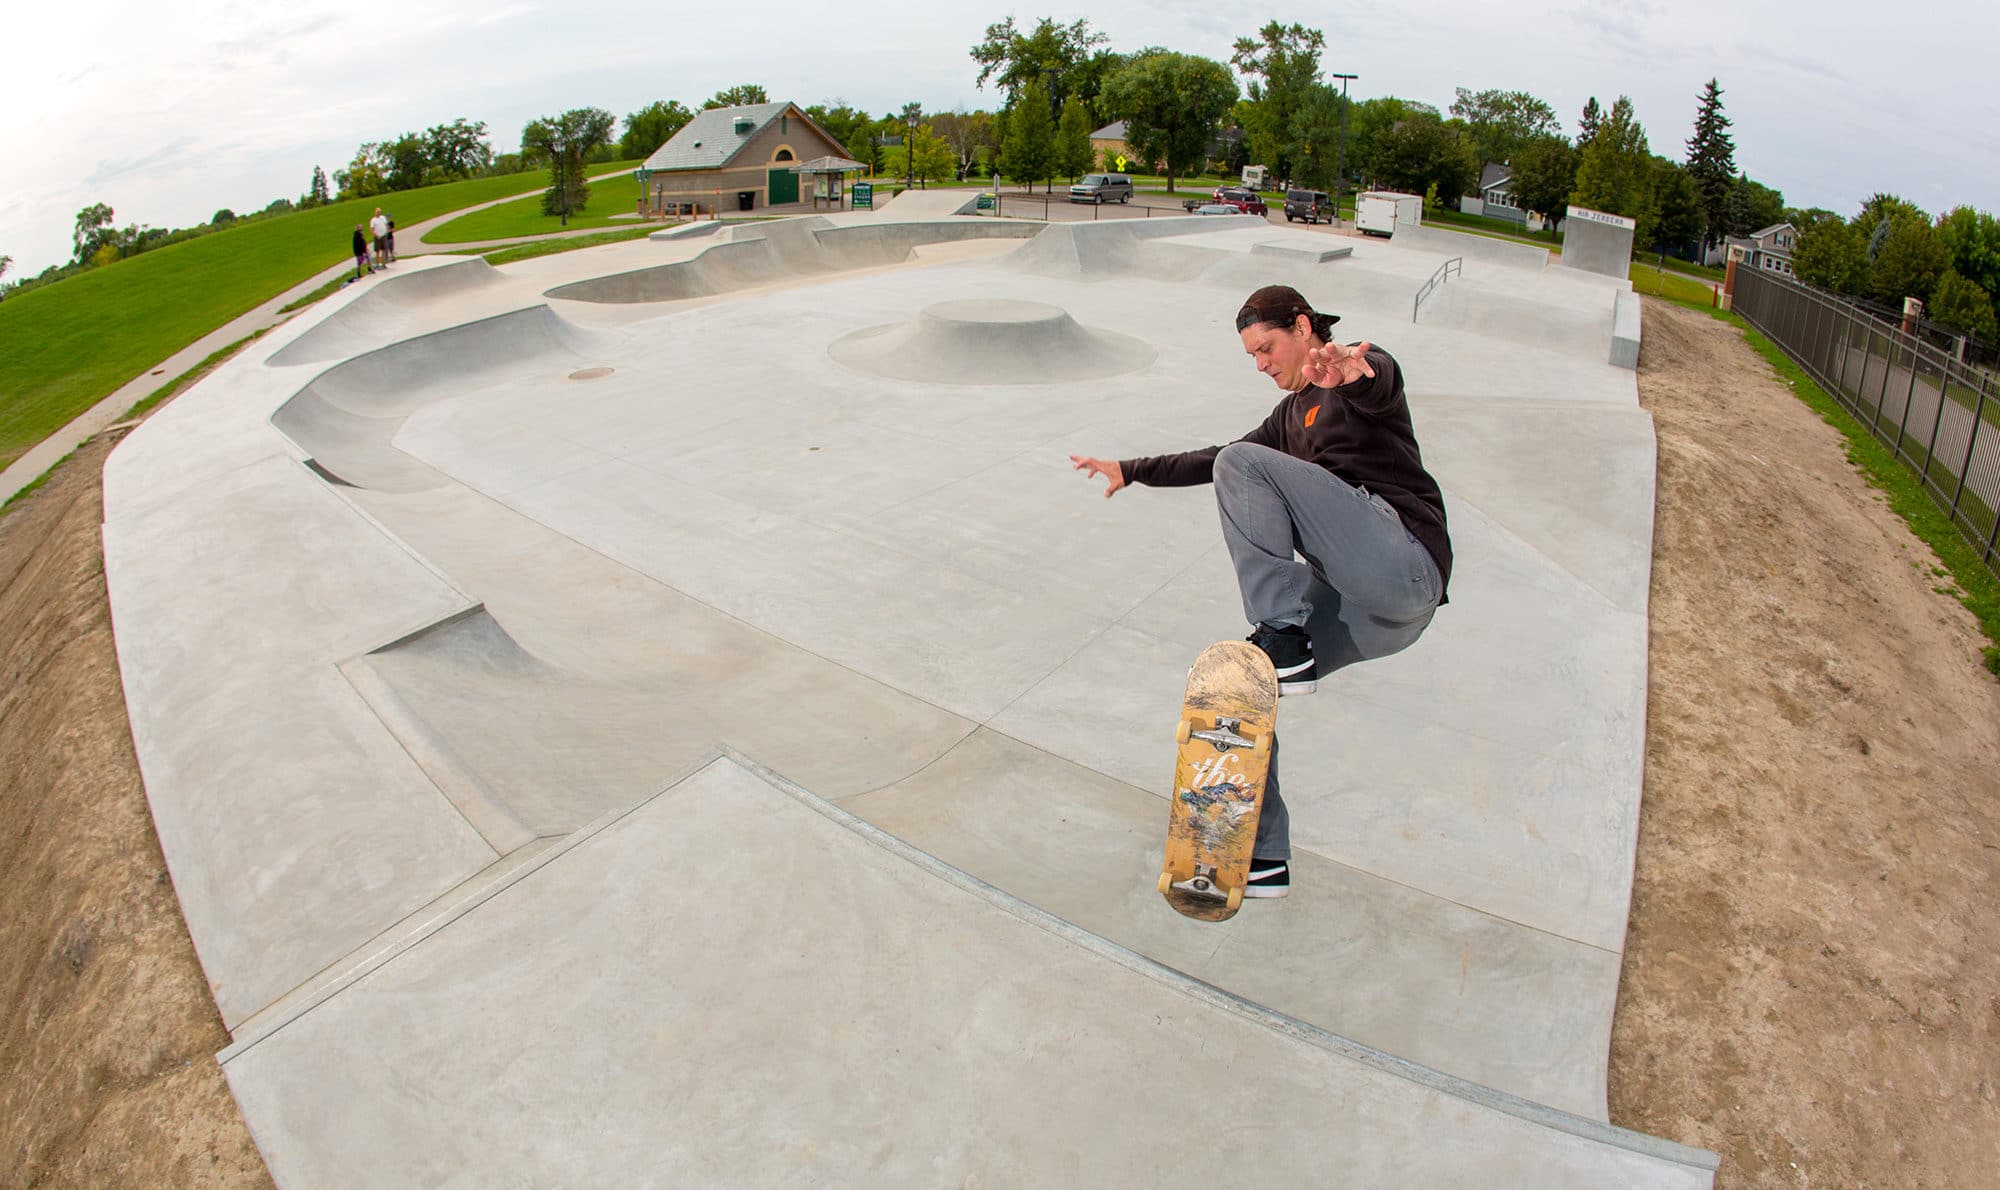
[1356,191,1423,237]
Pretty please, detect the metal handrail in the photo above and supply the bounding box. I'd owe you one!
[1413,257,1462,322]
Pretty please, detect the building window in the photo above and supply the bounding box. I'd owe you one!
[773,147,795,162]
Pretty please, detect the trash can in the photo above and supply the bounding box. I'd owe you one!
[737,191,755,211]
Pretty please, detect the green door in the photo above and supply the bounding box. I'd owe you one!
[767,169,799,205]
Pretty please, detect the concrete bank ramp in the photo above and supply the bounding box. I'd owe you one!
[1393,223,1552,271]
[547,215,1037,304]
[873,186,983,217]
[268,258,510,366]
[220,753,1717,1188]
[272,304,610,492]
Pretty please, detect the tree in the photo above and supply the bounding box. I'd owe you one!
[1577,97,1603,150]
[1370,110,1478,203]
[306,165,331,207]
[211,208,237,226]
[998,77,1058,189]
[1449,87,1559,166]
[1344,97,1438,185]
[910,124,958,183]
[1055,95,1094,180]
[522,107,617,219]
[1098,49,1238,193]
[1929,270,1998,342]
[1936,206,2000,298]
[971,16,1110,110]
[1507,134,1577,220]
[383,133,430,191]
[1870,218,1948,307]
[1571,96,1652,231]
[72,203,115,265]
[705,84,768,109]
[1285,83,1349,190]
[931,108,999,178]
[1649,158,1704,252]
[334,145,389,200]
[425,118,493,178]
[1683,79,1736,249]
[1794,217,1869,296]
[619,100,694,160]
[1723,176,1784,237]
[1230,22,1325,183]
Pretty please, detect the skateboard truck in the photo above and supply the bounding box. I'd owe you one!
[1169,863,1228,901]
[1190,716,1255,751]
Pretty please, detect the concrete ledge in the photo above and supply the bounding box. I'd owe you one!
[1611,290,1643,368]
[1251,240,1355,264]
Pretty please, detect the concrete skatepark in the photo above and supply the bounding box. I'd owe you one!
[101,192,1718,1183]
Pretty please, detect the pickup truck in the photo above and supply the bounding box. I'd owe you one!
[1181,186,1269,216]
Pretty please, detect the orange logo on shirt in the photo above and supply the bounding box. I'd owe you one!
[1304,404,1320,428]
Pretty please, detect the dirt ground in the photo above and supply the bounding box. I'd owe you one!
[0,298,1994,1187]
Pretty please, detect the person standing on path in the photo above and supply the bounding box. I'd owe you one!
[369,208,390,268]
[351,224,372,280]
[1070,284,1452,899]
[384,212,397,263]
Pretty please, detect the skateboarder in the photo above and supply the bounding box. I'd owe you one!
[1070,284,1452,897]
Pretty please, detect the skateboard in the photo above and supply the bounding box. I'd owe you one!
[1158,640,1278,922]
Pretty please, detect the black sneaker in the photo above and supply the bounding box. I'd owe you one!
[1247,623,1316,695]
[1245,858,1290,898]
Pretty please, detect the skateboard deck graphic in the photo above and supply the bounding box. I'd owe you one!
[1159,640,1278,922]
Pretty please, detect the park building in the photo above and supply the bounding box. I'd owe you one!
[635,102,859,216]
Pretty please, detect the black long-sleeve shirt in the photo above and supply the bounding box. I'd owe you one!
[1120,346,1452,597]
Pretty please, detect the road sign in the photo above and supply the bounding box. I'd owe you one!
[1116,155,1127,171]
[853,182,873,210]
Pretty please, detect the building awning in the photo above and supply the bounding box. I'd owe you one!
[789,156,866,174]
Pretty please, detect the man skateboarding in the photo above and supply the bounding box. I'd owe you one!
[1071,284,1452,898]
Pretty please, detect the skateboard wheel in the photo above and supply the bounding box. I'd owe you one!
[1226,886,1244,911]
[1175,718,1193,745]
[1157,871,1173,895]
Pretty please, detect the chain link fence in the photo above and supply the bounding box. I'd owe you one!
[1733,269,2000,577]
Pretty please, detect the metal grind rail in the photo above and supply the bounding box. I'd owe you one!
[1413,258,1462,322]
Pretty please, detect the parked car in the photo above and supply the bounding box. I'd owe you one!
[1069,173,1134,204]
[1192,203,1244,216]
[1211,187,1269,216]
[1181,187,1270,216]
[1284,188,1332,224]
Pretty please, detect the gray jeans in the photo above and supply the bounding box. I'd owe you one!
[1213,442,1444,861]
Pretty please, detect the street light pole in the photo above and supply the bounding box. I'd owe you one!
[1331,72,1357,223]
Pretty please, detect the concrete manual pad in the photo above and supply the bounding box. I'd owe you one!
[220,753,1715,1188]
[99,219,1714,1178]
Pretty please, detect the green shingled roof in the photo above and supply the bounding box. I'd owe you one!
[641,102,794,172]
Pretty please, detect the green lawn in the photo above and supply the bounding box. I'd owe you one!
[1631,263,1720,309]
[0,164,636,473]
[427,169,656,242]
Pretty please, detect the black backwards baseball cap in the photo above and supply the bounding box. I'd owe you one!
[1235,284,1341,337]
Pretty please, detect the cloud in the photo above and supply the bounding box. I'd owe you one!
[83,136,204,189]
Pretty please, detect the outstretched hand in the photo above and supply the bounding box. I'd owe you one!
[1302,340,1376,389]
[1070,454,1125,498]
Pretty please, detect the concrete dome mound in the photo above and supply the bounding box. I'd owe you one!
[829,299,1154,385]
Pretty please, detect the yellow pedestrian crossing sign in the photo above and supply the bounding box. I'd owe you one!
[1115,155,1127,171]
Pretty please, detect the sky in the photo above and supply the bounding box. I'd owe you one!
[3,0,1995,278]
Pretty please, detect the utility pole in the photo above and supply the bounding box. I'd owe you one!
[1331,72,1357,223]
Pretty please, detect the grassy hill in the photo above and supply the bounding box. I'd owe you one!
[0,163,640,473]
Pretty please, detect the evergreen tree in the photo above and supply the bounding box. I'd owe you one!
[1578,97,1603,149]
[1683,79,1736,249]
[1055,96,1094,180]
[308,165,331,207]
[999,77,1058,190]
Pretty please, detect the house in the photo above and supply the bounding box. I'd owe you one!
[1090,121,1137,172]
[1463,163,1529,225]
[1720,222,1799,276]
[636,102,852,214]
